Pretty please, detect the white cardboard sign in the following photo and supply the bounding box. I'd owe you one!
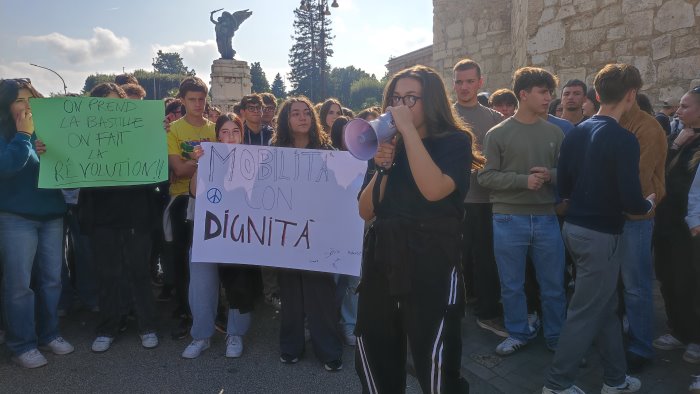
[191,142,367,276]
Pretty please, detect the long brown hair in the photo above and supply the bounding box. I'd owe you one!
[382,65,485,169]
[319,98,342,132]
[0,79,43,141]
[271,96,332,149]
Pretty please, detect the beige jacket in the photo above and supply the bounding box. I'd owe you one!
[620,102,667,219]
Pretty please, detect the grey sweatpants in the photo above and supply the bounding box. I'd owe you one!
[545,223,628,390]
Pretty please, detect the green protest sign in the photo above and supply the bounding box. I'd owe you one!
[31,97,167,188]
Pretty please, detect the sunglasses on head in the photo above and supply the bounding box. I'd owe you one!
[692,86,700,94]
[0,78,32,87]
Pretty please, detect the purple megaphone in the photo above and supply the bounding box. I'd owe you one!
[343,112,397,161]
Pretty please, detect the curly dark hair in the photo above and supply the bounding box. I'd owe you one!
[271,96,332,149]
[90,82,126,98]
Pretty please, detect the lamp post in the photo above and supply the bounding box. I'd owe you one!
[299,0,338,101]
[29,63,68,95]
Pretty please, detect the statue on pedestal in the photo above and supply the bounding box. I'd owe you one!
[210,8,252,60]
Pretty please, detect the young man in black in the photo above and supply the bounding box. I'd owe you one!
[544,64,655,394]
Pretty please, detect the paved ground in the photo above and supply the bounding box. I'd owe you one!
[458,283,698,394]
[0,282,696,393]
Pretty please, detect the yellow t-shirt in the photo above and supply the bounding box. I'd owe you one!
[167,117,216,196]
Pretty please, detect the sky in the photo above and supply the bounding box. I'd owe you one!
[0,0,433,95]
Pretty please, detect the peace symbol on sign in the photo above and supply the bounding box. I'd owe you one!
[207,188,223,204]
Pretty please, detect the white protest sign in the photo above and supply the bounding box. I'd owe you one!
[191,142,367,276]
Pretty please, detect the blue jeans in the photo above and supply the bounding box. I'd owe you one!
[492,213,567,346]
[0,212,63,355]
[619,218,655,358]
[335,274,359,333]
[188,259,250,339]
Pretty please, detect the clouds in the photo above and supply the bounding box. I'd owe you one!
[151,40,219,77]
[19,27,130,64]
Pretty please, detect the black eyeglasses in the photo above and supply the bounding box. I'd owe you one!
[390,95,421,108]
[245,105,262,112]
[263,106,276,113]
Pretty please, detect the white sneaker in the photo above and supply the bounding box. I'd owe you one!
[42,337,74,355]
[496,337,527,356]
[91,336,114,353]
[528,312,541,340]
[541,385,585,393]
[225,335,243,358]
[601,375,641,393]
[13,349,48,369]
[140,332,159,349]
[689,375,700,392]
[683,343,700,364]
[182,338,210,359]
[652,333,685,350]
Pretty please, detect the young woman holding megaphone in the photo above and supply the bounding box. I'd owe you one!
[354,65,483,394]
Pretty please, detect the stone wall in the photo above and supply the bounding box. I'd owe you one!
[432,0,700,104]
[433,0,515,93]
[386,45,435,77]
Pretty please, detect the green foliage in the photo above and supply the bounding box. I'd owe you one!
[350,77,383,110]
[152,50,195,76]
[288,2,333,102]
[250,62,271,93]
[271,73,287,99]
[327,66,371,107]
[82,69,188,100]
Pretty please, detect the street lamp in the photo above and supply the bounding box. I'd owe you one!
[298,0,338,101]
[29,63,68,95]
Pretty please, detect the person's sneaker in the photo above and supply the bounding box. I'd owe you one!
[171,318,191,340]
[476,317,508,338]
[683,343,700,364]
[601,375,641,393]
[528,312,541,340]
[181,339,210,359]
[541,385,585,394]
[496,337,526,356]
[280,353,299,364]
[41,337,74,355]
[626,352,651,373]
[91,336,114,353]
[12,349,48,369]
[652,333,685,350]
[689,375,700,393]
[324,359,343,372]
[140,332,159,349]
[225,335,243,358]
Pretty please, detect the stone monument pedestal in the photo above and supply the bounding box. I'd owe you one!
[210,59,251,113]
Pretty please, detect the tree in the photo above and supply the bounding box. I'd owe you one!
[327,66,371,107]
[349,76,383,110]
[271,73,287,98]
[152,50,195,76]
[82,69,185,99]
[288,2,333,102]
[250,62,271,93]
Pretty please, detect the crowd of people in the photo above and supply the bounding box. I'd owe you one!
[0,57,699,394]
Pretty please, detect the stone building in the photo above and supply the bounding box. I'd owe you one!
[386,45,435,77]
[393,0,700,105]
